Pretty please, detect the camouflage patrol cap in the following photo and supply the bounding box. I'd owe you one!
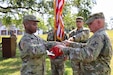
[23,15,40,22]
[76,16,84,20]
[86,12,105,25]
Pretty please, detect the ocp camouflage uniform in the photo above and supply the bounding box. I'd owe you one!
[69,27,90,43]
[62,28,112,75]
[69,27,90,75]
[18,32,57,75]
[47,30,68,75]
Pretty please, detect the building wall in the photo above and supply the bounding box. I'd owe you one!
[0,29,23,35]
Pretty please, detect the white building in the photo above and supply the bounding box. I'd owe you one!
[0,25,23,35]
[34,29,43,35]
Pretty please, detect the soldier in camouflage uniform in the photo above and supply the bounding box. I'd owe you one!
[47,29,68,75]
[18,15,59,75]
[68,16,90,75]
[56,12,113,75]
[68,16,90,43]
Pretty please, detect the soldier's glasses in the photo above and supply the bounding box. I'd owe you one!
[76,21,83,23]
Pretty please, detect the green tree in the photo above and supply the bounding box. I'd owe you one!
[47,17,54,30]
[38,18,48,32]
[0,0,48,31]
[45,0,96,31]
[64,11,76,32]
[0,0,96,31]
[2,16,12,28]
[69,0,96,21]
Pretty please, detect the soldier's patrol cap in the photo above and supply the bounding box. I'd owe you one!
[76,16,84,20]
[23,15,40,22]
[86,12,105,25]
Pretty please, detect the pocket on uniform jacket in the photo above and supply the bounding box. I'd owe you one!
[84,62,110,75]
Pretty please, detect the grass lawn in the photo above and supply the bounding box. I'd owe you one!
[0,30,113,75]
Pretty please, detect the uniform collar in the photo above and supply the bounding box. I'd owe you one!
[94,28,105,35]
[76,27,83,31]
[24,32,35,38]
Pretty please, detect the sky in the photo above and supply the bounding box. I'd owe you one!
[91,0,113,29]
[92,0,113,21]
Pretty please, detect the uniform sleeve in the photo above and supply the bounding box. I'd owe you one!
[62,35,104,63]
[73,30,90,42]
[69,30,75,37]
[47,32,54,41]
[69,42,87,48]
[19,39,46,59]
[64,33,68,40]
[44,41,59,50]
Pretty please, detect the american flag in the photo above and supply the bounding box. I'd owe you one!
[54,0,65,41]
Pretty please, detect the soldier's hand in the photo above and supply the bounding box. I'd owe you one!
[62,40,72,46]
[55,45,65,51]
[56,42,66,46]
[68,37,74,41]
[46,50,55,56]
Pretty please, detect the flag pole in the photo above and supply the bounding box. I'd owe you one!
[54,0,56,41]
